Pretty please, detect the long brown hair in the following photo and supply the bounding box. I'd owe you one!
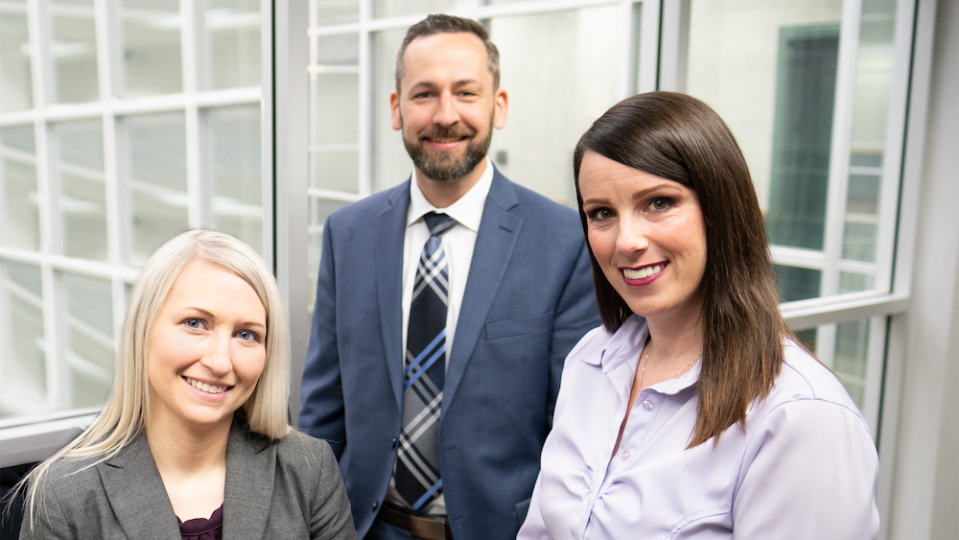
[573,92,789,447]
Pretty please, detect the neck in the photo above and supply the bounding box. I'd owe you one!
[146,413,231,477]
[415,158,487,208]
[644,312,704,369]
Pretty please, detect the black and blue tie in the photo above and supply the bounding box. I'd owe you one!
[396,212,456,511]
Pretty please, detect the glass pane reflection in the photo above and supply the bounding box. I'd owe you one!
[62,272,113,408]
[205,0,261,90]
[120,0,183,97]
[1,160,40,251]
[52,14,100,103]
[0,261,47,418]
[312,0,359,26]
[207,105,262,254]
[0,13,34,112]
[124,112,188,264]
[373,0,468,19]
[56,120,108,261]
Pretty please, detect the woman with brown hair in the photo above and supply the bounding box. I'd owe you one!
[518,92,879,539]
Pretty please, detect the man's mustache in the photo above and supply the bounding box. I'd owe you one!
[417,125,477,142]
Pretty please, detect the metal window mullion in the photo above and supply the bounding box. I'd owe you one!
[821,0,863,299]
[634,0,660,94]
[860,314,887,436]
[872,0,918,294]
[657,0,689,92]
[817,0,863,362]
[181,0,205,227]
[617,0,635,98]
[260,0,274,268]
[357,0,371,197]
[275,0,310,421]
[185,102,206,226]
[27,0,54,108]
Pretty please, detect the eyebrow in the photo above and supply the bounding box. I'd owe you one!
[582,183,681,207]
[407,78,484,92]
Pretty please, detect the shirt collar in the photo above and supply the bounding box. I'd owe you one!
[581,314,648,371]
[407,157,494,232]
[581,314,701,395]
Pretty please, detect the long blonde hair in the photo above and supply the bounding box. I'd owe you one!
[16,228,292,527]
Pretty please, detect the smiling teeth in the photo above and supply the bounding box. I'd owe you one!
[186,378,227,394]
[624,264,664,279]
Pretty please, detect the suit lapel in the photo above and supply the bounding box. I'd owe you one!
[377,181,412,409]
[98,433,182,540]
[444,170,521,408]
[222,421,275,540]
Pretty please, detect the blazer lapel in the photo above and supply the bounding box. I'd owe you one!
[443,170,521,408]
[98,434,181,540]
[222,421,275,540]
[376,181,412,410]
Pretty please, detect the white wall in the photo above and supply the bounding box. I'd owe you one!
[887,0,959,537]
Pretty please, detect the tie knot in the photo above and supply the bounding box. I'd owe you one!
[424,212,456,237]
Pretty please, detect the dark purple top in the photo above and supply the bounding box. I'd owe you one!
[177,505,223,540]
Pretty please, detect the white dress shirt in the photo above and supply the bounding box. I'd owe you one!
[388,159,494,515]
[518,314,880,539]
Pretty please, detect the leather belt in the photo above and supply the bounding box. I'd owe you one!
[377,503,453,540]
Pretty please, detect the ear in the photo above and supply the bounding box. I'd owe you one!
[493,88,509,130]
[390,91,402,131]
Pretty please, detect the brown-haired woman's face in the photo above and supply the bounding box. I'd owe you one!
[147,259,266,431]
[579,150,707,324]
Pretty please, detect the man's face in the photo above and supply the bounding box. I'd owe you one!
[391,32,508,183]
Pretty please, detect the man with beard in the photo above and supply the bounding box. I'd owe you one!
[298,14,598,540]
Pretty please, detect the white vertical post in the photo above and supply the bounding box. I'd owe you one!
[658,0,688,92]
[274,0,311,422]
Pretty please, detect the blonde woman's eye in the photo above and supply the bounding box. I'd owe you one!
[184,318,202,329]
[237,330,259,342]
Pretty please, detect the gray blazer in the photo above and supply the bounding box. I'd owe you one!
[20,420,356,540]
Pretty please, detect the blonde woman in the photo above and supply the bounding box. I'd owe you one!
[17,229,355,539]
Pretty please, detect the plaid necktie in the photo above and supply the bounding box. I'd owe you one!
[396,212,456,511]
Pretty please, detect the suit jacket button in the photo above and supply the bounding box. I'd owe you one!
[372,501,379,512]
[391,437,398,448]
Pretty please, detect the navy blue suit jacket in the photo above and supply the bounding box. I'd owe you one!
[298,168,599,540]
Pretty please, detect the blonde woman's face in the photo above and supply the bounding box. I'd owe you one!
[147,259,266,432]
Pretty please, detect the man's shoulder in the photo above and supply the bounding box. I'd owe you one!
[325,180,409,227]
[492,172,581,227]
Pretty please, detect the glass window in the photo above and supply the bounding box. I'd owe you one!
[54,119,108,261]
[792,314,884,432]
[0,125,40,251]
[373,0,469,19]
[489,5,624,205]
[120,0,183,97]
[686,0,904,304]
[0,261,47,418]
[123,112,189,265]
[206,105,263,253]
[204,0,261,90]
[0,12,33,113]
[0,0,268,451]
[61,272,114,409]
[311,0,359,26]
[51,12,100,103]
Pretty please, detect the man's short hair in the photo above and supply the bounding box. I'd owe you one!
[395,13,501,94]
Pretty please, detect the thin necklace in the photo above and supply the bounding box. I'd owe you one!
[637,344,700,390]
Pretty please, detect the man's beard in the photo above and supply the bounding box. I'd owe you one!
[403,118,493,182]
